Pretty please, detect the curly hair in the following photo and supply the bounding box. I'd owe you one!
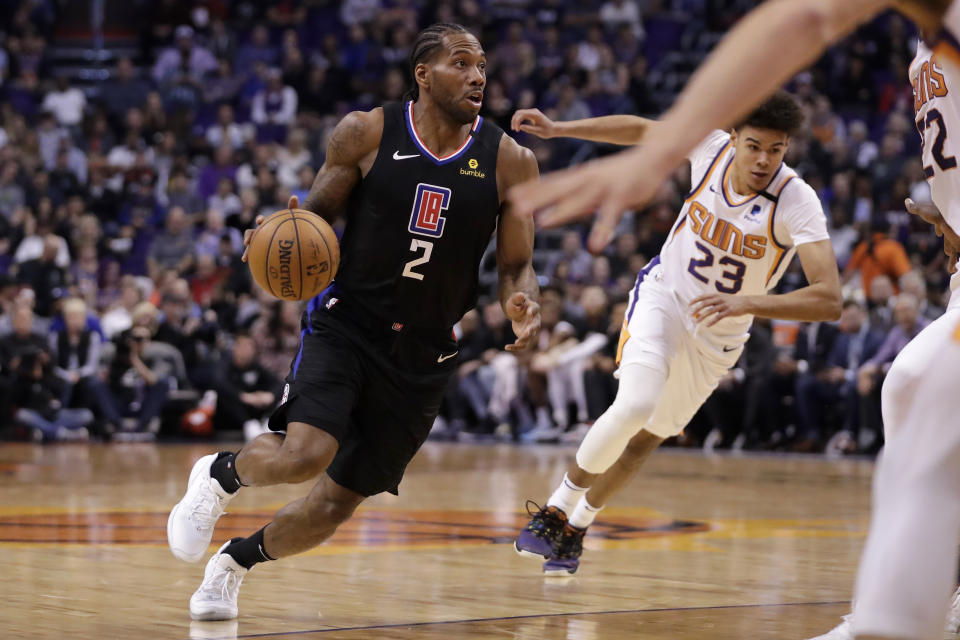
[735,90,805,136]
[403,23,469,102]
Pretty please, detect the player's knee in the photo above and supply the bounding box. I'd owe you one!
[609,392,656,429]
[305,493,359,528]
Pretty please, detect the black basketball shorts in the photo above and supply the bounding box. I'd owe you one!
[268,297,458,496]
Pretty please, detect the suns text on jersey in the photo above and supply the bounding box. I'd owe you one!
[914,55,949,113]
[687,201,767,259]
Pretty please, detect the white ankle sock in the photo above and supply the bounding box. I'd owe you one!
[569,496,603,529]
[546,474,587,516]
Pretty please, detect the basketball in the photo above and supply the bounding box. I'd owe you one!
[246,209,340,301]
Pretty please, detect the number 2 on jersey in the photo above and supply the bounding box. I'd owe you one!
[687,241,746,294]
[402,239,433,280]
[920,108,957,177]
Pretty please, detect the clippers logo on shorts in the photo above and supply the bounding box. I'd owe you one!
[280,383,290,405]
[408,183,451,238]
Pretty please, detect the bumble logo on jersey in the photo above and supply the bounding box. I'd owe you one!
[460,158,485,179]
[913,55,949,113]
[687,201,767,260]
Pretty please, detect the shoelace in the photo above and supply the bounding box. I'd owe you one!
[189,482,227,532]
[200,563,242,602]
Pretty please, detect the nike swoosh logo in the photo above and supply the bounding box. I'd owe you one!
[709,185,718,193]
[722,345,739,352]
[437,351,458,363]
[393,151,420,160]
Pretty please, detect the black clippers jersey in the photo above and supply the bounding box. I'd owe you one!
[334,101,503,331]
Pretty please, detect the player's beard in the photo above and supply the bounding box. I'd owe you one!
[436,86,480,124]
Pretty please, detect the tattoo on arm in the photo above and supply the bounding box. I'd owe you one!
[301,112,370,223]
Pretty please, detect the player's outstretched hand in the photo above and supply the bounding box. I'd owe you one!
[505,291,541,351]
[690,292,752,327]
[511,108,558,139]
[508,147,673,254]
[905,197,944,231]
[906,198,960,273]
[241,195,301,262]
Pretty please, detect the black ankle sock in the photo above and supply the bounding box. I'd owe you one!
[209,451,243,494]
[224,527,275,570]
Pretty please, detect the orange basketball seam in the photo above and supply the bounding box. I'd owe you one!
[295,210,339,287]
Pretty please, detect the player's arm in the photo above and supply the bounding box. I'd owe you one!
[242,109,382,261]
[301,109,383,224]
[496,135,541,352]
[511,109,655,146]
[691,240,842,326]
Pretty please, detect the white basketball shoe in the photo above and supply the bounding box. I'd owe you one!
[809,594,960,640]
[190,541,248,620]
[168,453,236,562]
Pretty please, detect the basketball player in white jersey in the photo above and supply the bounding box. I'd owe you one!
[805,31,960,640]
[513,92,844,576]
[507,1,960,638]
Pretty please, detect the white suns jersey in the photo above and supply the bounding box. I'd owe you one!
[911,38,960,284]
[653,130,829,334]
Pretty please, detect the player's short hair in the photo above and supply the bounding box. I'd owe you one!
[404,23,470,102]
[735,91,804,137]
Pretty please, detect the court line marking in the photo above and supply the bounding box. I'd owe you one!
[196,600,849,639]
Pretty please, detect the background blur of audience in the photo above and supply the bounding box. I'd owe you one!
[0,0,948,455]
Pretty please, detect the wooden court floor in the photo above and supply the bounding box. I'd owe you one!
[0,441,879,639]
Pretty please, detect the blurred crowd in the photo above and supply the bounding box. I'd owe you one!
[0,0,950,454]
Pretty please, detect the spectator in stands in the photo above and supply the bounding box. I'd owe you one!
[276,128,311,189]
[0,303,51,366]
[152,25,217,85]
[103,57,148,121]
[89,321,171,440]
[251,68,298,144]
[773,319,839,450]
[11,342,94,442]
[600,0,644,39]
[844,217,912,297]
[235,25,279,71]
[147,206,194,280]
[16,234,67,317]
[206,103,251,151]
[213,333,279,441]
[196,207,242,259]
[866,273,896,332]
[203,57,244,106]
[206,178,242,219]
[164,169,204,215]
[100,275,144,338]
[794,300,885,453]
[857,293,929,451]
[48,297,102,408]
[547,230,594,283]
[41,75,85,129]
[0,161,25,218]
[899,270,943,321]
[197,144,237,201]
[154,279,218,389]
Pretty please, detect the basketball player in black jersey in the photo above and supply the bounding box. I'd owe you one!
[166,23,541,620]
